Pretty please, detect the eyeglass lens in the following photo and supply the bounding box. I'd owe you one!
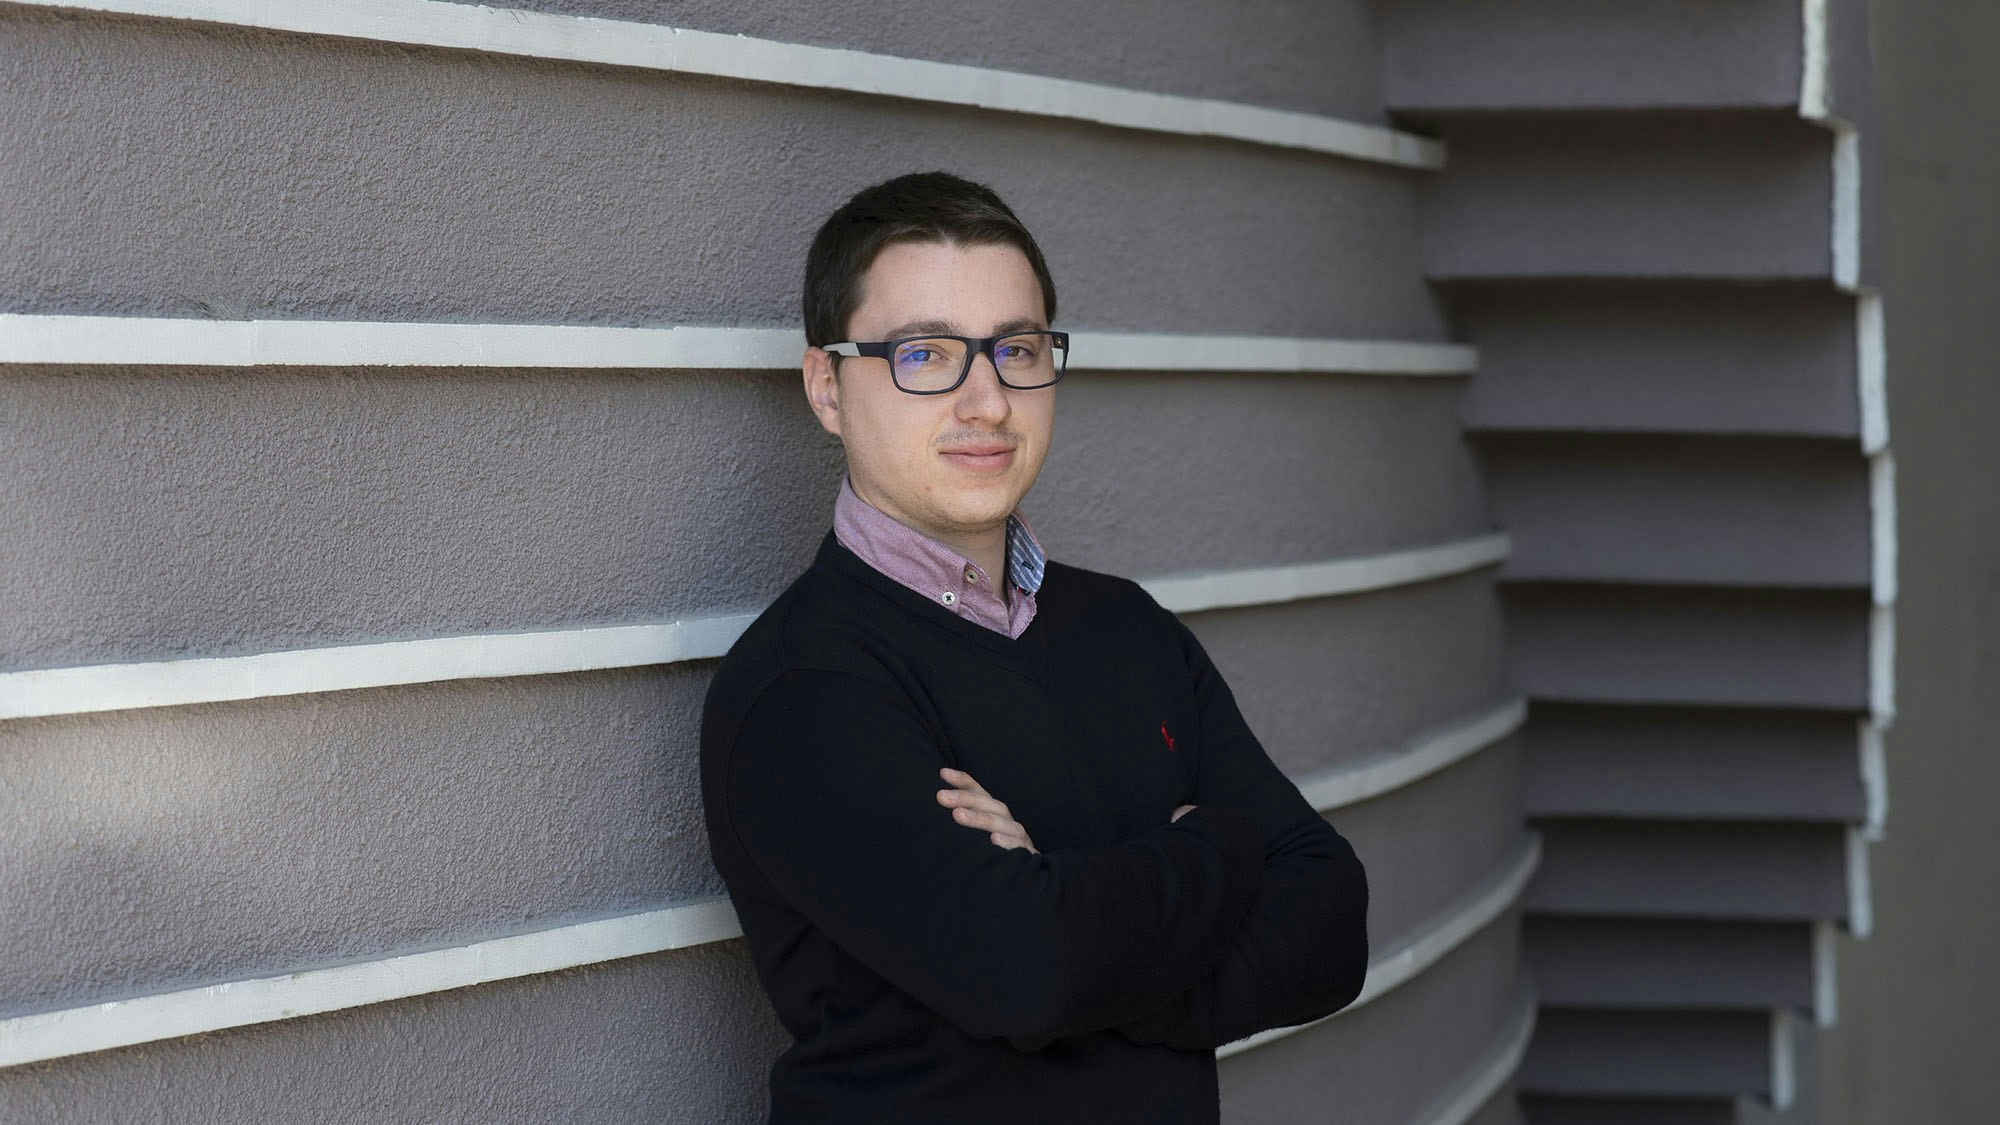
[891,333,1066,392]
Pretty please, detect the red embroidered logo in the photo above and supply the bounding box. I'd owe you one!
[1159,721,1177,752]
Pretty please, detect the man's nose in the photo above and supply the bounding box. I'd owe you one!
[953,349,1012,421]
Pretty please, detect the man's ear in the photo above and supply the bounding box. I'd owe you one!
[802,347,842,437]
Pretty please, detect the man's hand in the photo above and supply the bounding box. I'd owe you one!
[936,767,1038,854]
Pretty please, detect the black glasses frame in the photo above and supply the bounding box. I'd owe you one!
[823,330,1070,395]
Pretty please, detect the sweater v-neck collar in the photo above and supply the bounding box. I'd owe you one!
[813,530,1048,672]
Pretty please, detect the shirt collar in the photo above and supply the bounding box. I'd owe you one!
[832,476,1046,636]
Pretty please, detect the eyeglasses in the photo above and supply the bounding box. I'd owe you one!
[823,330,1069,395]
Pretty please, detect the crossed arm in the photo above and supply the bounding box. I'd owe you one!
[930,615,1368,1052]
[936,765,1195,853]
[725,614,1366,1054]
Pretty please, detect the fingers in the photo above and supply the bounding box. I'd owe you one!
[937,767,1037,853]
[988,831,1038,854]
[936,790,1021,833]
[938,766,990,799]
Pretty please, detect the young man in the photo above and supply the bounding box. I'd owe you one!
[700,171,1368,1123]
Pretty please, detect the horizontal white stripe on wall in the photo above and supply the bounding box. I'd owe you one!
[1216,834,1538,1059]
[0,782,1537,1069]
[1143,534,1508,616]
[13,0,1446,170]
[1410,986,1536,1125]
[0,532,1508,720]
[1294,698,1526,811]
[0,314,1478,376]
[0,314,806,369]
[0,893,742,1069]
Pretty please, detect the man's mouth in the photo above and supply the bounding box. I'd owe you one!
[939,443,1016,470]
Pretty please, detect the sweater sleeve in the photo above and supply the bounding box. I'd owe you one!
[1110,609,1371,1052]
[720,665,1269,1053]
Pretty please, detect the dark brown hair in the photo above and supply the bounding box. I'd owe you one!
[802,171,1058,347]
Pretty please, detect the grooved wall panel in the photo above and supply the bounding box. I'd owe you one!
[1220,905,1523,1125]
[1420,115,1835,281]
[1522,1009,1773,1099]
[1026,373,1488,578]
[0,366,837,672]
[1182,573,1508,778]
[1506,586,1871,710]
[1382,0,1803,114]
[1529,821,1850,923]
[0,367,1481,673]
[1525,917,1817,1011]
[492,0,1391,122]
[1319,737,1521,948]
[1524,704,1865,822]
[1484,435,1872,588]
[0,664,721,1018]
[2,629,1507,1039]
[0,6,1445,339]
[0,1,1529,1117]
[0,941,791,1123]
[1452,284,1861,439]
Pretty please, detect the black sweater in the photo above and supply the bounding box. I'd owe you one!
[699,532,1369,1124]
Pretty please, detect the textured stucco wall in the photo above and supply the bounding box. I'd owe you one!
[0,2,1534,1120]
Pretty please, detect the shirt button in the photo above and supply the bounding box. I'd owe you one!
[965,569,980,584]
[940,591,958,606]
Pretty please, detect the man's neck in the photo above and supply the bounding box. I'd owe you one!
[848,479,1010,582]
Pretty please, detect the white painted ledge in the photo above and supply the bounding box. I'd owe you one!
[0,313,1476,376]
[0,894,742,1069]
[1812,920,1839,1028]
[1410,986,1537,1125]
[1074,332,1476,376]
[1143,533,1508,616]
[12,0,1445,170]
[0,314,805,369]
[1799,0,1831,122]
[1857,718,1888,843]
[1858,294,1889,455]
[0,532,1507,720]
[0,741,1534,1069]
[1832,128,1861,291]
[1770,1007,1798,1111]
[1844,828,1873,939]
[1869,601,1897,726]
[1294,698,1526,812]
[1217,833,1540,1059]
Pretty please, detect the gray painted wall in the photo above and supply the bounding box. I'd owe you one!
[1817,2,2000,1120]
[1,2,1527,1121]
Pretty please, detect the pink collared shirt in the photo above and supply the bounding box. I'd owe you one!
[832,476,1046,639]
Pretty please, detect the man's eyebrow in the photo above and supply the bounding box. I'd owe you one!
[877,317,1050,339]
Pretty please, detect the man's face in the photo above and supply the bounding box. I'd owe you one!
[803,239,1056,553]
